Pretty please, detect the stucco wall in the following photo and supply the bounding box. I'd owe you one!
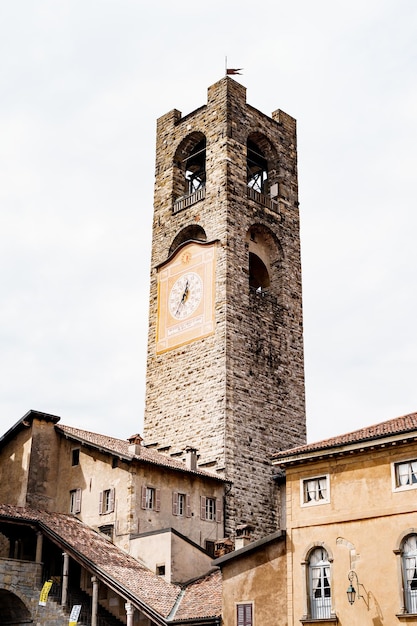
[220,537,287,626]
[284,443,417,625]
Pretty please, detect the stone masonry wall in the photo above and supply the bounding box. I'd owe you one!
[143,77,306,539]
[0,557,69,625]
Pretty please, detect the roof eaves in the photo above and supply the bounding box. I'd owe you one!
[0,509,177,626]
[56,426,227,483]
[212,530,285,566]
[273,430,417,465]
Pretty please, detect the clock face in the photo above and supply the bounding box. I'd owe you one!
[168,272,203,320]
[156,241,217,353]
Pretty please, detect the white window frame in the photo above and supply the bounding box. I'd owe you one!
[402,534,417,613]
[146,487,155,510]
[177,493,185,516]
[300,474,330,507]
[70,488,81,514]
[205,497,216,521]
[99,488,115,515]
[308,547,332,619]
[141,485,161,511]
[392,459,417,492]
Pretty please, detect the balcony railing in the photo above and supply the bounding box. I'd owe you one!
[173,187,206,214]
[247,186,279,213]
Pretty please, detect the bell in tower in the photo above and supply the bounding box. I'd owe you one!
[143,76,306,540]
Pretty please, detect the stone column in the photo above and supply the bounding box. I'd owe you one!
[35,532,43,563]
[61,552,69,606]
[125,602,134,626]
[91,576,99,626]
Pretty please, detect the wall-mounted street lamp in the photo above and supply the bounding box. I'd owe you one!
[346,570,369,609]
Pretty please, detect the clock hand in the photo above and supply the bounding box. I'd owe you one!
[176,280,189,316]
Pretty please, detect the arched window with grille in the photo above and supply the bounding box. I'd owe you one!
[308,547,332,619]
[402,534,417,613]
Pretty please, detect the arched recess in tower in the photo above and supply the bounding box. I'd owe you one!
[169,224,207,257]
[246,224,282,295]
[246,132,279,195]
[173,132,206,199]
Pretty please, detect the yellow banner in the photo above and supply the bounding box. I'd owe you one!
[39,579,53,606]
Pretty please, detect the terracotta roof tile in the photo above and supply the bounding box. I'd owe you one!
[56,424,224,481]
[0,504,180,618]
[173,570,222,621]
[0,504,223,621]
[273,412,417,462]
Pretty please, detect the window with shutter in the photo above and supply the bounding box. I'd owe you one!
[172,492,179,515]
[237,603,253,626]
[215,498,222,523]
[142,486,158,510]
[141,485,147,509]
[205,497,216,521]
[70,488,82,514]
[200,496,207,520]
[100,488,115,514]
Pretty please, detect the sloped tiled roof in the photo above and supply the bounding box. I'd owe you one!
[0,504,222,623]
[273,412,417,464]
[172,570,222,621]
[56,424,224,482]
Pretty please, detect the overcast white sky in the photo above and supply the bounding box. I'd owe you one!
[1,1,416,444]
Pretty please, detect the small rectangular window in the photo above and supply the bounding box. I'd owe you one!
[99,524,114,539]
[206,497,216,521]
[70,488,81,514]
[173,492,191,517]
[156,564,165,576]
[393,460,417,491]
[99,488,115,514]
[301,475,330,506]
[200,496,222,522]
[141,486,161,511]
[205,540,215,558]
[177,493,185,516]
[237,602,253,626]
[71,449,80,466]
[146,487,155,510]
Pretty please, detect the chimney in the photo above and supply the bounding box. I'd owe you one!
[128,434,143,456]
[235,524,255,550]
[184,446,198,471]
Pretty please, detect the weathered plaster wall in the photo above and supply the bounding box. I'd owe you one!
[220,537,287,626]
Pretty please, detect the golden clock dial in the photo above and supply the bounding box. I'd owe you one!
[169,272,203,320]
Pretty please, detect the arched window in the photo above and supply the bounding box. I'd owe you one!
[173,133,206,205]
[247,139,268,193]
[185,138,206,194]
[249,253,270,291]
[169,225,207,257]
[402,534,417,613]
[246,224,281,297]
[308,547,332,619]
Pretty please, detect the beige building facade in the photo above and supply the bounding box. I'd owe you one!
[273,412,417,626]
[213,531,287,626]
[0,409,225,582]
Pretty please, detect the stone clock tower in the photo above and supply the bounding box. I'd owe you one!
[143,77,306,540]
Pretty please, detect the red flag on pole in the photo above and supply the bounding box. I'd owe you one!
[226,68,243,75]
